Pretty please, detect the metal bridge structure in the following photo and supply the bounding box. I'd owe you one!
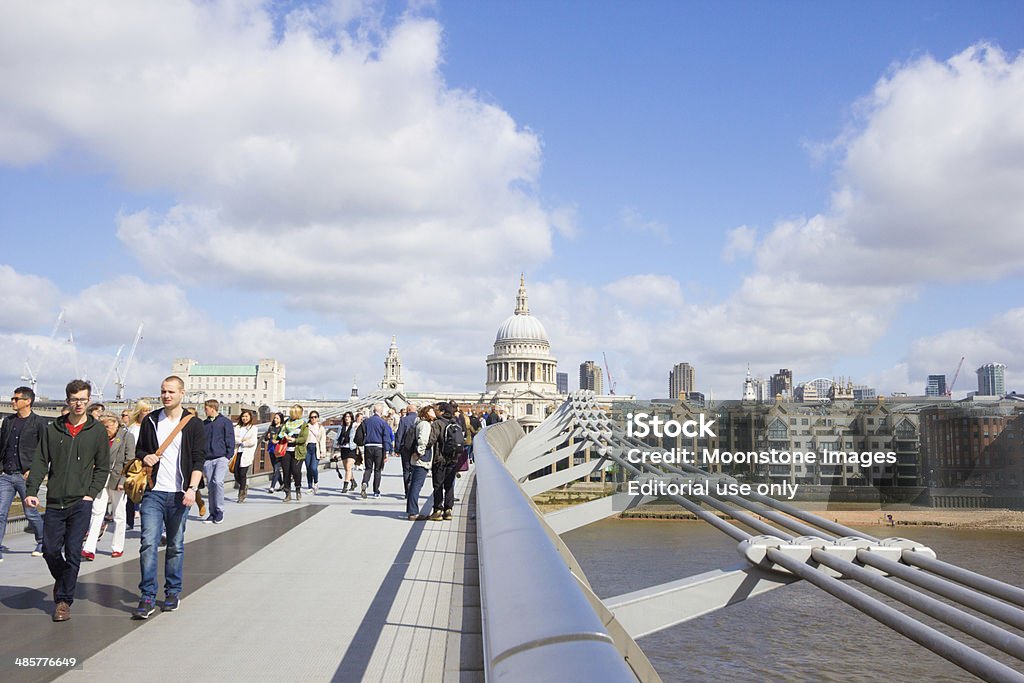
[474,391,1024,682]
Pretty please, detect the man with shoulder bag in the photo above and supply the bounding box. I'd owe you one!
[130,376,205,619]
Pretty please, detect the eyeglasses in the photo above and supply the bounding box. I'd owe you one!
[310,415,319,419]
[11,396,28,403]
[68,398,90,405]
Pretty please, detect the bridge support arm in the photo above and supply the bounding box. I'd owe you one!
[545,493,657,535]
[604,564,798,639]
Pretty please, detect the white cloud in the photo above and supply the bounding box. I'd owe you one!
[0,266,61,331]
[0,1,553,325]
[755,44,1024,285]
[721,225,757,263]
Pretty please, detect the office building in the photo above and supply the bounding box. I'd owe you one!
[668,362,696,400]
[976,363,1006,397]
[579,360,604,395]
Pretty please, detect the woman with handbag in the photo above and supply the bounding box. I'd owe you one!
[337,412,358,493]
[278,404,308,502]
[265,412,285,493]
[233,410,258,502]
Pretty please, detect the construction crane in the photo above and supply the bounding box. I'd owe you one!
[945,355,965,398]
[114,323,144,400]
[602,352,617,395]
[21,310,66,393]
[96,345,125,401]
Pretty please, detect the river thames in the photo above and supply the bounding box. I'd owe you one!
[565,520,1024,682]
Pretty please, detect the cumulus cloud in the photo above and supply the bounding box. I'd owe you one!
[0,266,61,331]
[721,225,757,263]
[0,0,552,326]
[754,44,1024,285]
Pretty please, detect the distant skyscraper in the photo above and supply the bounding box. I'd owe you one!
[579,360,604,394]
[925,374,947,397]
[770,369,793,400]
[669,362,695,399]
[976,363,1006,396]
[556,372,568,394]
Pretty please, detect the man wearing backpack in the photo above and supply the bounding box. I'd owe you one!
[429,401,463,521]
[394,404,418,496]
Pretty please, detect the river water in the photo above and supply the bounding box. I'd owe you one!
[563,520,1024,682]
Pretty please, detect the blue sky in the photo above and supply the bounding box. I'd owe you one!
[1,0,1022,401]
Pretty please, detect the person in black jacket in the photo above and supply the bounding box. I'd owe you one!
[26,379,110,622]
[130,376,205,619]
[0,385,46,560]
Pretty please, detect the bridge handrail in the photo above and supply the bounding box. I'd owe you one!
[474,424,637,682]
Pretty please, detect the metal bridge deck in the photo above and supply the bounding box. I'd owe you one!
[0,459,480,683]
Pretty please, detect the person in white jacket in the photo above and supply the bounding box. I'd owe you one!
[305,411,327,494]
[234,410,258,503]
[407,405,436,521]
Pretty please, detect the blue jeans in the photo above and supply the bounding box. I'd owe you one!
[139,490,188,601]
[42,498,92,605]
[0,472,44,547]
[203,457,229,520]
[406,466,428,516]
[305,443,319,487]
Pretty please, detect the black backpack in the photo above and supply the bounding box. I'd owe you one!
[399,419,419,455]
[440,416,464,460]
[354,422,366,447]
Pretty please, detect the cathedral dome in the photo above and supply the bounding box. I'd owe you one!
[493,274,549,344]
[495,313,549,344]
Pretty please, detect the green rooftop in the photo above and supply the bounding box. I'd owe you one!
[189,364,258,376]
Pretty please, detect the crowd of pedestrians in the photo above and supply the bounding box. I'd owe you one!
[2,379,497,622]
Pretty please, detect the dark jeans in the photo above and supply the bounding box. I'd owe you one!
[305,443,319,487]
[234,463,249,490]
[42,498,92,605]
[361,446,384,494]
[400,451,413,496]
[269,454,283,489]
[283,454,302,492]
[431,460,458,511]
[406,466,428,516]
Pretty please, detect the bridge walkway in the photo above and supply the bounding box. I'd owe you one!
[0,458,480,683]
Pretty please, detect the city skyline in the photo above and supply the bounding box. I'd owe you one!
[1,1,1022,401]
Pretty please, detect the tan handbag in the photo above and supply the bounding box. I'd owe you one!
[124,414,194,503]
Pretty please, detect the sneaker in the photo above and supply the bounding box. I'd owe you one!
[373,492,381,499]
[53,601,71,622]
[267,487,275,494]
[132,599,156,620]
[443,509,453,521]
[0,550,4,562]
[81,550,95,561]
[313,484,318,494]
[213,513,224,525]
[428,510,443,521]
[162,594,180,612]
[32,542,44,557]
[111,551,124,558]
[203,516,214,524]
[360,484,367,499]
